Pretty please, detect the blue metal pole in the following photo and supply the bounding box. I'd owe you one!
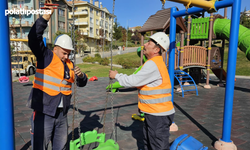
[0,1,15,149]
[43,37,47,47]
[169,7,177,102]
[172,0,233,18]
[222,0,241,143]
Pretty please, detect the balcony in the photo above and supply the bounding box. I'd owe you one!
[9,21,33,27]
[70,11,88,16]
[9,5,34,11]
[74,20,88,25]
[80,32,88,36]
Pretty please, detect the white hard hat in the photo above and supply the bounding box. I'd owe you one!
[150,32,170,51]
[54,34,74,51]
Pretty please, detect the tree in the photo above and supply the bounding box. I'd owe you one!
[240,7,250,29]
[127,30,132,42]
[121,28,127,45]
[131,30,141,45]
[113,18,122,41]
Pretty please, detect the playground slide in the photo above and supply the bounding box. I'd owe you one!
[211,68,227,81]
[213,18,250,61]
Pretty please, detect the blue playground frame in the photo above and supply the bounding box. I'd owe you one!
[0,0,242,149]
[168,0,241,144]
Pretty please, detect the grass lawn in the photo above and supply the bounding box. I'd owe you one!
[223,49,250,76]
[213,40,250,76]
[77,63,138,77]
[108,52,141,64]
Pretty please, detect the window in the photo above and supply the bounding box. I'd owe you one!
[74,7,78,12]
[43,31,48,39]
[23,57,28,61]
[96,29,99,35]
[90,17,93,24]
[96,10,99,16]
[17,0,24,8]
[90,27,93,34]
[58,9,65,17]
[100,20,104,27]
[58,21,65,29]
[90,8,93,13]
[96,19,99,25]
[105,21,108,28]
[101,11,104,18]
[109,16,111,20]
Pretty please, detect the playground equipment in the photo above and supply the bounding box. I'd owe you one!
[0,0,246,150]
[89,76,98,81]
[167,0,242,149]
[174,70,198,97]
[40,3,59,9]
[170,134,208,150]
[69,0,119,149]
[214,18,250,61]
[131,113,145,122]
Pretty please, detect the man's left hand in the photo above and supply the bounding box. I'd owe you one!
[109,70,118,79]
[75,66,84,78]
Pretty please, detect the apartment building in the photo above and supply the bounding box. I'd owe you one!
[68,0,115,52]
[8,0,72,51]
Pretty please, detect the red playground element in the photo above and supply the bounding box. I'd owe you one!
[40,3,59,9]
[89,76,98,81]
[19,76,29,83]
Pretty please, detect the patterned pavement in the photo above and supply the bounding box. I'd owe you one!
[13,76,250,150]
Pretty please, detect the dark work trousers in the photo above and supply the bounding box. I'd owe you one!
[143,113,174,150]
[30,108,68,150]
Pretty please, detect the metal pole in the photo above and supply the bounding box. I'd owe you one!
[126,20,128,48]
[205,13,213,88]
[172,0,233,18]
[140,33,144,65]
[0,1,15,149]
[222,0,241,142]
[169,7,177,101]
[187,15,191,46]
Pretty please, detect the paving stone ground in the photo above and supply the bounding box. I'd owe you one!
[13,76,250,150]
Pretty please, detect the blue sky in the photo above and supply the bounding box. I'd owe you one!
[69,0,250,28]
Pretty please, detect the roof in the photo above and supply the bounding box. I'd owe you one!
[139,7,187,34]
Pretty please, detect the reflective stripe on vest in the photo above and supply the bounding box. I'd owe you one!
[139,88,171,95]
[137,56,174,114]
[34,72,72,92]
[139,95,172,104]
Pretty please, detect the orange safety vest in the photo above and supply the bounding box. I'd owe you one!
[33,52,75,96]
[137,56,174,115]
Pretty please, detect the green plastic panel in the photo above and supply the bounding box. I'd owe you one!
[213,18,250,61]
[190,17,210,39]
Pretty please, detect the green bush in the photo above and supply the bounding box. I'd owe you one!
[82,56,95,63]
[94,57,102,63]
[112,45,119,49]
[99,58,110,66]
[117,58,125,66]
[94,53,101,58]
[117,58,140,69]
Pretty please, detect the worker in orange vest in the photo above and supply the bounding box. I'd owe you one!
[27,1,88,149]
[109,32,174,150]
[123,45,125,51]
